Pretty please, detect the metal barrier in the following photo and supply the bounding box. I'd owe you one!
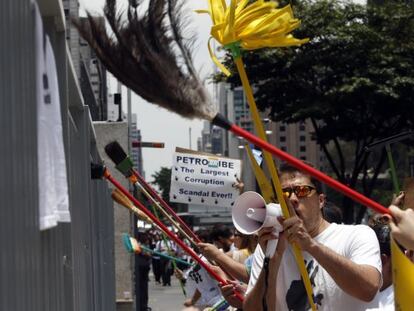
[0,0,116,310]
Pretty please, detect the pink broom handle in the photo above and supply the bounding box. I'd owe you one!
[230,122,389,215]
[211,113,389,215]
[104,168,244,301]
[132,169,202,243]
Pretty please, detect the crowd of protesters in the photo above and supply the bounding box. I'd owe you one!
[132,161,414,311]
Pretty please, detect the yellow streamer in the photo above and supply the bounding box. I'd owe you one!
[391,238,414,310]
[208,37,231,76]
[198,1,308,48]
[198,0,308,74]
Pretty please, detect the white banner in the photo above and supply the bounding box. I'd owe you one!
[170,150,242,208]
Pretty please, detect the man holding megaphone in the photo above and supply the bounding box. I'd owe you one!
[242,163,382,311]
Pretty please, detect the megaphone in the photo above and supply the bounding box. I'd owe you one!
[232,191,283,258]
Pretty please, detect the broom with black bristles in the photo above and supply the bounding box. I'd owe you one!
[74,0,389,216]
[104,140,200,247]
[104,140,242,285]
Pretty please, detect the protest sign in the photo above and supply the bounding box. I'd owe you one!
[170,149,242,208]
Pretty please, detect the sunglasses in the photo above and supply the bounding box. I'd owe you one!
[282,185,316,198]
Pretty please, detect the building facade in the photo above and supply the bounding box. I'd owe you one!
[63,1,134,310]
[63,0,108,121]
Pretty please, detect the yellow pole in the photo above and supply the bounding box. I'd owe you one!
[233,55,317,310]
[391,238,414,310]
[245,144,274,203]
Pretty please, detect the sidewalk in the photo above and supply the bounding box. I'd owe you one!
[148,273,186,311]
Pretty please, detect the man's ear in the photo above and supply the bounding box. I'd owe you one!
[319,193,326,210]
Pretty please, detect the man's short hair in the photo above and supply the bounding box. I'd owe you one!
[278,161,323,194]
[195,229,212,243]
[369,215,391,256]
[209,224,233,242]
[322,201,343,224]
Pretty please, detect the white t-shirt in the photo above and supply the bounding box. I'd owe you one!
[155,240,176,255]
[247,223,382,311]
[185,256,223,308]
[366,285,394,311]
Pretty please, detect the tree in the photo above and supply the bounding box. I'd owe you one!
[217,0,414,223]
[151,167,173,204]
[150,167,187,213]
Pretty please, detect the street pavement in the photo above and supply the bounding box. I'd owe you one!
[148,273,186,311]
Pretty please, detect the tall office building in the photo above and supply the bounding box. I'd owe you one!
[268,120,325,170]
[130,113,144,175]
[214,83,257,191]
[190,84,256,225]
[63,2,134,310]
[63,0,108,121]
[78,17,108,121]
[199,121,212,153]
[63,0,80,75]
[107,93,127,122]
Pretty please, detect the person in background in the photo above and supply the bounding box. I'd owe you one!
[136,231,152,311]
[175,231,192,270]
[209,224,235,253]
[177,229,225,310]
[230,230,257,265]
[150,232,162,284]
[197,235,252,310]
[366,215,394,310]
[155,237,176,286]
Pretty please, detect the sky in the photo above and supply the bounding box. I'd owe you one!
[79,0,214,181]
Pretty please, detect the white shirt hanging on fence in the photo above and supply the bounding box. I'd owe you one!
[34,1,70,230]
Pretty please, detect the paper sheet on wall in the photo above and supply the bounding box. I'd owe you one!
[34,1,70,230]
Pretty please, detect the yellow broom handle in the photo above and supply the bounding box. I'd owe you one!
[234,56,317,311]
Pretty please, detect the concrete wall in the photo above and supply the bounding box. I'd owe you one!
[94,122,135,311]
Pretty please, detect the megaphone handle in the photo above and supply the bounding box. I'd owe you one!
[265,230,278,258]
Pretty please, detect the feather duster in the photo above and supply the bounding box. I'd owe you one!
[74,0,217,120]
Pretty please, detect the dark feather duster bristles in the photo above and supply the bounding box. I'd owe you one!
[104,141,127,165]
[73,0,217,120]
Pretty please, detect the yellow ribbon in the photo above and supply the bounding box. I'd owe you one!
[198,0,308,75]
